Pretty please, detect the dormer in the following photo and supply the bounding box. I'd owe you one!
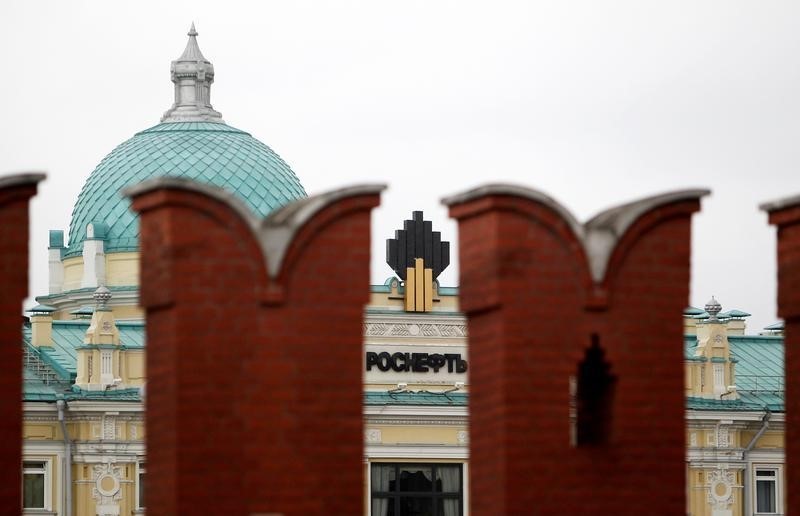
[75,286,124,390]
[686,297,737,399]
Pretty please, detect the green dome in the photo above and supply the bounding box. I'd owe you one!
[66,122,306,256]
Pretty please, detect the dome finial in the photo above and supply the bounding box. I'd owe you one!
[93,285,112,311]
[704,296,722,323]
[161,23,224,123]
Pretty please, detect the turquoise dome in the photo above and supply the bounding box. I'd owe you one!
[66,122,306,256]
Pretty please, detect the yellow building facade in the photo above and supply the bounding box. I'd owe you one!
[684,302,785,516]
[24,260,786,515]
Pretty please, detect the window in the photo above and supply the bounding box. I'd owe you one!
[371,463,462,516]
[755,468,779,514]
[101,350,113,385]
[136,462,146,510]
[713,363,725,394]
[22,461,47,510]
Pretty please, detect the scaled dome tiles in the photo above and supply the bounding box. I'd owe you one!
[66,122,307,256]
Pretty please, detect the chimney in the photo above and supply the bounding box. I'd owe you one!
[27,305,55,347]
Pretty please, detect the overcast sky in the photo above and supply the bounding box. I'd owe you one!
[2,1,798,332]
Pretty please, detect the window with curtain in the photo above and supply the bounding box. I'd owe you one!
[371,463,462,516]
[755,468,778,514]
[137,462,146,509]
[22,461,47,509]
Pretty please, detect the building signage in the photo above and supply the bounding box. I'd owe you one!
[365,351,467,373]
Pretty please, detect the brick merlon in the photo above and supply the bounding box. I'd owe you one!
[443,183,709,282]
[124,177,386,277]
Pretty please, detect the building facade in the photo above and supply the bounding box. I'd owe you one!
[19,26,785,516]
[684,304,785,516]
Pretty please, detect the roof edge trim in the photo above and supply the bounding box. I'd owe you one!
[0,172,46,189]
[760,194,800,213]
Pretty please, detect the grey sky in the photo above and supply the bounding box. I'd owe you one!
[2,1,798,332]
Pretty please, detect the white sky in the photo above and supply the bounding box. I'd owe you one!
[1,1,798,333]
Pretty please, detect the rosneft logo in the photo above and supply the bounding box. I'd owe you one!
[386,211,450,312]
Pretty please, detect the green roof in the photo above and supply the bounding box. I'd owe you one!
[720,309,751,319]
[27,304,56,313]
[23,366,65,401]
[23,320,145,381]
[23,324,784,411]
[66,122,306,257]
[684,334,784,411]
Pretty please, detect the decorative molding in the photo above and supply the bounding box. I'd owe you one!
[365,444,468,460]
[33,289,140,319]
[686,410,785,423]
[364,405,467,418]
[365,429,382,443]
[364,321,467,339]
[706,466,737,510]
[102,416,116,440]
[366,418,467,427]
[23,415,59,423]
[92,461,123,516]
[456,430,468,444]
[717,425,730,448]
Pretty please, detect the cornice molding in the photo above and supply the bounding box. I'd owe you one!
[366,418,467,426]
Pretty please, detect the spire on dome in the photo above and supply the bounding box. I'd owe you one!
[178,22,207,62]
[161,23,224,123]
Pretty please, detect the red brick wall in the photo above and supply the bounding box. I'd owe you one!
[0,174,43,513]
[447,187,703,515]
[765,199,800,513]
[130,181,382,516]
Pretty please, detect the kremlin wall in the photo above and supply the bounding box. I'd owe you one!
[0,25,797,516]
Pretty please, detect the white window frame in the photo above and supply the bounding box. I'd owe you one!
[712,363,725,395]
[753,464,783,515]
[135,461,146,511]
[22,457,52,512]
[100,350,114,386]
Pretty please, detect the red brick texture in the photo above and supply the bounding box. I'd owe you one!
[0,174,43,513]
[129,181,382,516]
[447,187,703,515]
[765,199,800,513]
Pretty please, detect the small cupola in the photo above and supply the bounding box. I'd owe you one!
[75,287,124,390]
[689,297,737,399]
[161,23,224,123]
